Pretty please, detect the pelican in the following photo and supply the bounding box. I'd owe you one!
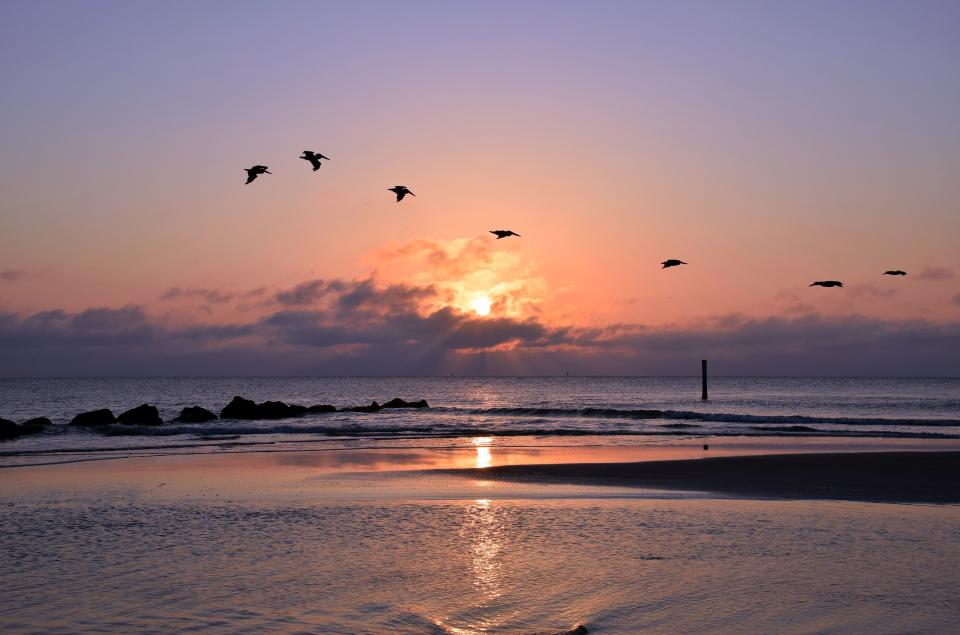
[661,259,687,268]
[389,185,415,202]
[300,151,329,171]
[810,280,843,287]
[490,230,521,239]
[883,270,907,276]
[244,165,271,184]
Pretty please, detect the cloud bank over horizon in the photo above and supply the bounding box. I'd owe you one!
[2,273,958,377]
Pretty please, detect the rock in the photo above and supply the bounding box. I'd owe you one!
[287,404,307,417]
[307,404,336,413]
[381,398,429,409]
[346,401,382,413]
[220,396,259,420]
[69,409,116,427]
[220,396,308,420]
[117,404,162,426]
[0,418,20,440]
[257,400,294,420]
[20,417,52,434]
[173,406,218,423]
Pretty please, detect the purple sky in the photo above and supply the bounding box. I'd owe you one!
[1,1,958,375]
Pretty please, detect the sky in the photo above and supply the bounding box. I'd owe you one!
[1,0,959,376]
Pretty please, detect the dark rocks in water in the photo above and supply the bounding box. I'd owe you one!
[173,406,218,423]
[346,401,382,413]
[220,396,309,420]
[1,416,51,439]
[381,398,429,409]
[20,417,52,434]
[0,418,20,440]
[217,395,430,419]
[220,396,260,420]
[341,398,429,412]
[287,404,307,417]
[69,409,116,427]
[117,404,162,426]
[258,400,296,420]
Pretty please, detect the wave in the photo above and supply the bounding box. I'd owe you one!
[439,406,960,427]
[83,422,960,441]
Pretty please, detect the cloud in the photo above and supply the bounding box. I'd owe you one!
[160,287,236,304]
[0,269,28,282]
[374,236,548,319]
[952,294,960,307]
[1,276,958,376]
[847,284,899,298]
[273,280,338,306]
[916,266,955,281]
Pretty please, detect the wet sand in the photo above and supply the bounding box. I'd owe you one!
[464,451,960,503]
[2,438,959,505]
[4,441,960,632]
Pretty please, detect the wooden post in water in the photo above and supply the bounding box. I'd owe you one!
[701,359,708,400]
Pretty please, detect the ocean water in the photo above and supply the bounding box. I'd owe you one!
[1,377,959,465]
[4,377,960,634]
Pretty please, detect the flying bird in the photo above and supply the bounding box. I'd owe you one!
[810,280,843,287]
[389,186,415,202]
[244,165,271,184]
[300,151,330,171]
[661,259,687,268]
[883,270,907,276]
[490,230,521,239]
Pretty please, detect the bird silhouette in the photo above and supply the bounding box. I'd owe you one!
[490,230,521,239]
[883,270,907,276]
[661,259,687,268]
[300,151,329,171]
[810,280,843,287]
[244,165,271,184]
[389,186,415,202]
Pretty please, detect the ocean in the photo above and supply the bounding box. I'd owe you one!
[1,376,959,466]
[4,376,960,634]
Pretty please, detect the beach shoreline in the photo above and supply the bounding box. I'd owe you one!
[3,437,959,504]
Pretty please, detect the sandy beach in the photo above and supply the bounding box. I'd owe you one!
[3,439,960,634]
[462,451,960,503]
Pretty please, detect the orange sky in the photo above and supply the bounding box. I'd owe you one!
[1,2,958,375]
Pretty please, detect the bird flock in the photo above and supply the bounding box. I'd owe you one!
[662,261,909,287]
[245,154,908,286]
[244,152,523,243]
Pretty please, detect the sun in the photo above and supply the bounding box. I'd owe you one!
[469,295,492,317]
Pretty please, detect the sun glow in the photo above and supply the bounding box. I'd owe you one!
[469,295,492,317]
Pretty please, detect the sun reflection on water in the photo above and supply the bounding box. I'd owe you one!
[473,436,493,469]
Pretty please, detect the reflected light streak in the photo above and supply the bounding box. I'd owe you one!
[452,497,508,632]
[473,436,494,469]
